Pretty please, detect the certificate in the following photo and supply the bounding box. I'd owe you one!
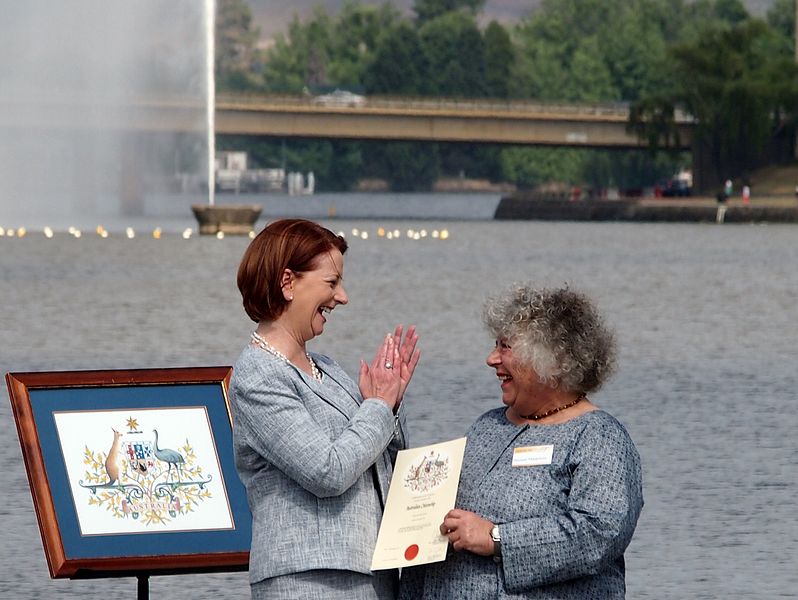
[371,437,467,570]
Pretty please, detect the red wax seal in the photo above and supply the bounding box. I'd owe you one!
[404,544,420,561]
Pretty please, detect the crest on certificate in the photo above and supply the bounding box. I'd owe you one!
[403,450,450,494]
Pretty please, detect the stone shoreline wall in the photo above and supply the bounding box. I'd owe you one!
[494,196,798,223]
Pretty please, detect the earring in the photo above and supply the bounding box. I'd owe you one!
[287,295,293,301]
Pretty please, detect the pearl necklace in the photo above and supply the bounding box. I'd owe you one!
[250,331,322,382]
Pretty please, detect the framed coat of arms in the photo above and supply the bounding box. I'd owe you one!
[5,367,251,579]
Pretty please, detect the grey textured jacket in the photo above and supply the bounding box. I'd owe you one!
[230,345,407,584]
[399,409,643,599]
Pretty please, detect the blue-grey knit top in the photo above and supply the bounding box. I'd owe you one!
[399,408,643,599]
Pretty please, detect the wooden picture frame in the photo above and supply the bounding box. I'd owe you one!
[5,367,251,579]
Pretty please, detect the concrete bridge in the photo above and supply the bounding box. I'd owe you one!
[0,92,703,195]
[214,93,694,149]
[0,92,693,149]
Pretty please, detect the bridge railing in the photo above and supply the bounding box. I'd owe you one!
[215,92,695,124]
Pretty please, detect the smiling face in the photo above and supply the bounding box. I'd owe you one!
[486,338,553,420]
[283,249,348,342]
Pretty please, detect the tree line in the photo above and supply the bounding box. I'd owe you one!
[216,0,798,192]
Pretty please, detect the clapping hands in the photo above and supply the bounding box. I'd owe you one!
[359,325,420,412]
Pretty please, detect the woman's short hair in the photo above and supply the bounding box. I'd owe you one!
[482,284,616,395]
[237,219,348,323]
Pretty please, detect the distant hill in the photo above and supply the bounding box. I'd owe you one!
[246,0,778,41]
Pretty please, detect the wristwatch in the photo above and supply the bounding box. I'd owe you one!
[490,524,502,561]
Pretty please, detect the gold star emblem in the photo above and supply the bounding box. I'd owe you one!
[126,417,139,432]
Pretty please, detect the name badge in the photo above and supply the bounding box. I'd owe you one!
[512,445,553,467]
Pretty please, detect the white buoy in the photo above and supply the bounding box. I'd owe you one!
[43,227,54,238]
[126,227,135,239]
[360,231,368,240]
[216,231,224,239]
[182,228,193,239]
[440,229,449,240]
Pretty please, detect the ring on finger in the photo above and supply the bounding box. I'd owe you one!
[384,362,393,369]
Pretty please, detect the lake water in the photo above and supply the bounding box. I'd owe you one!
[1,193,796,598]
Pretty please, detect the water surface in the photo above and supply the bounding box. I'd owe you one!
[1,195,795,598]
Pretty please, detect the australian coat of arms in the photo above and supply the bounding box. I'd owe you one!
[78,415,213,526]
[404,451,450,494]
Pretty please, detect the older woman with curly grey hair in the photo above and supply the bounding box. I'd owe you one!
[399,284,643,599]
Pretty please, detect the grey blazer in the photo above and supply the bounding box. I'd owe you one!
[230,345,408,584]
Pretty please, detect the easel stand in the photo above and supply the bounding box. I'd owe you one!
[137,574,149,600]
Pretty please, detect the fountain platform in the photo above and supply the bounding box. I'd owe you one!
[191,204,262,235]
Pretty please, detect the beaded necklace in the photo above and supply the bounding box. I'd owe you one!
[520,394,585,421]
[250,331,322,382]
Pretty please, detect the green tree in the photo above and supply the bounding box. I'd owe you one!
[419,11,486,97]
[500,147,583,188]
[483,21,514,98]
[568,36,615,102]
[767,0,796,41]
[413,0,486,24]
[601,10,670,101]
[630,19,798,188]
[262,2,402,93]
[690,0,748,24]
[510,0,681,101]
[364,23,427,94]
[327,2,403,87]
[216,0,264,90]
[366,142,440,190]
[263,9,334,92]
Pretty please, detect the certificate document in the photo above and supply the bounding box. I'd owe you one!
[371,437,467,570]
